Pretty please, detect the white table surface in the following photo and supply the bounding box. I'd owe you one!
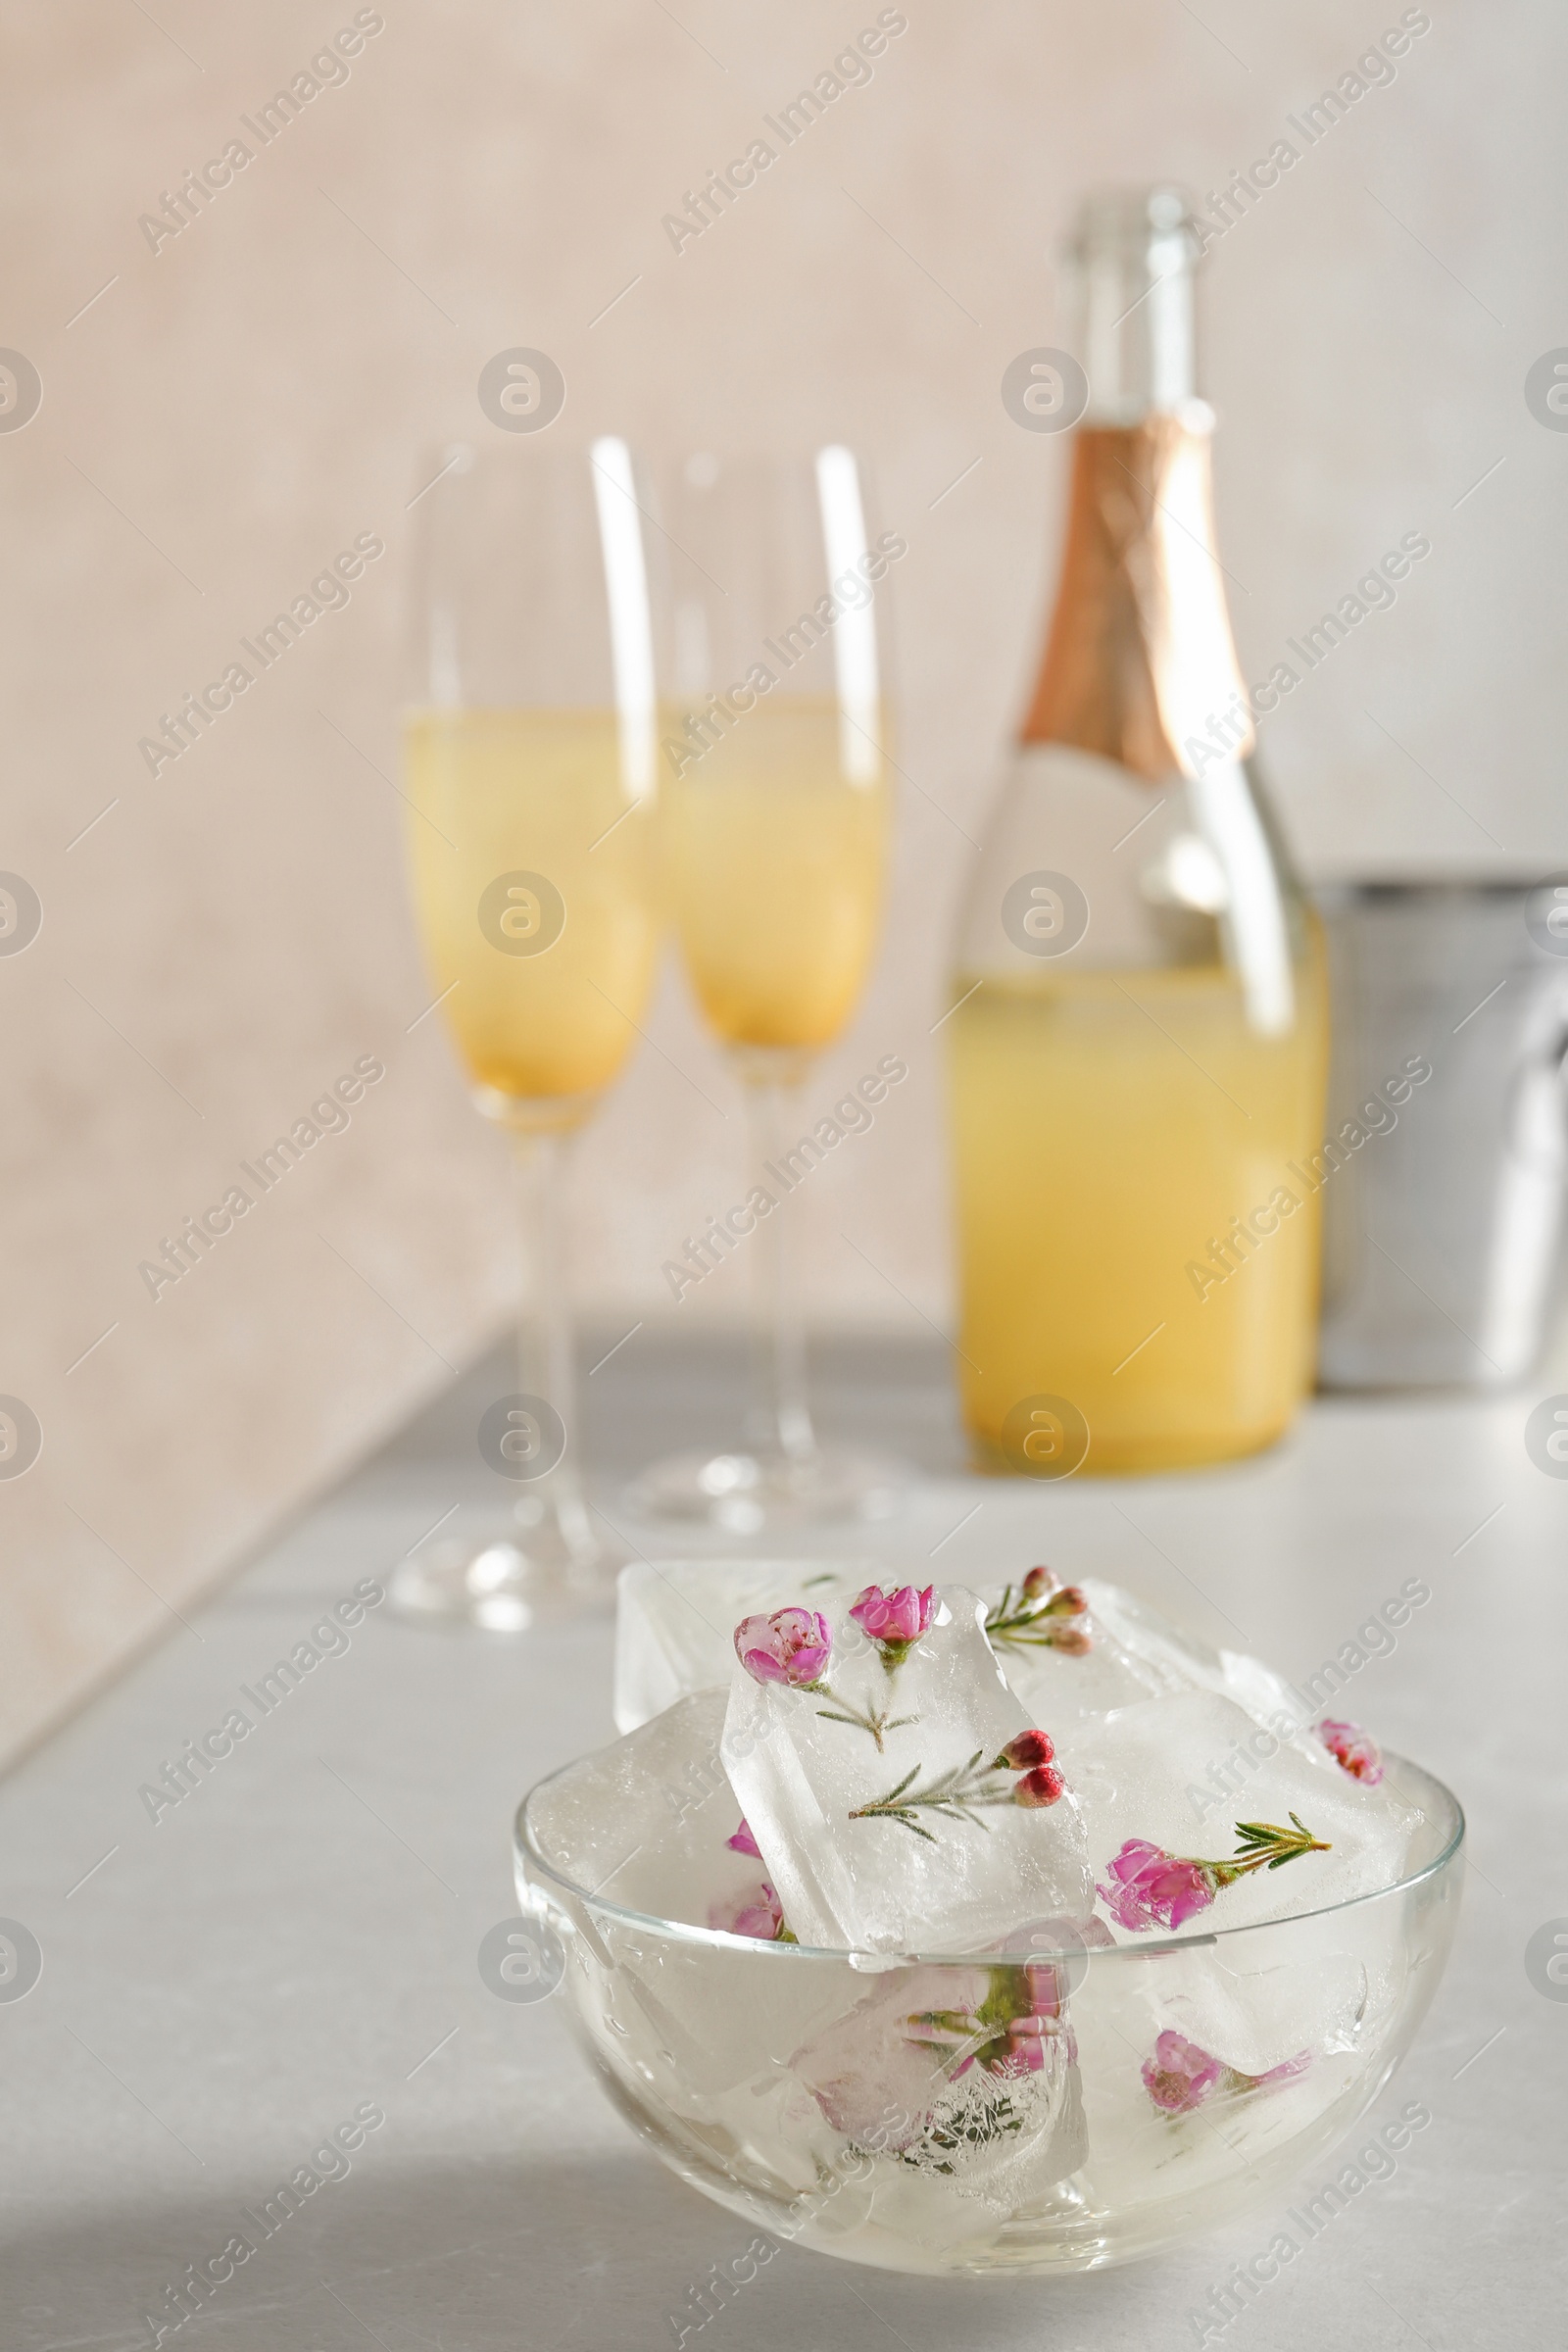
[5,1333,1564,2351]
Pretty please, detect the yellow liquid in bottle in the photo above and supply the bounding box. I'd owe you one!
[947,953,1328,1472]
[662,696,890,1050]
[403,708,661,1108]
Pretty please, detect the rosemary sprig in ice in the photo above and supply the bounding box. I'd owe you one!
[847,1734,1065,1841]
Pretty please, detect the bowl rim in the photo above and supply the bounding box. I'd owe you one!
[514,1746,1465,1967]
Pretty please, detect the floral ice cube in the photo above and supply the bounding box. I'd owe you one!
[1068,1690,1424,1939]
[522,1688,760,1929]
[613,1557,868,1732]
[984,1568,1192,1724]
[721,1585,1095,1953]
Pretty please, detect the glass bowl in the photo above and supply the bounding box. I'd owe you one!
[514,1753,1462,2276]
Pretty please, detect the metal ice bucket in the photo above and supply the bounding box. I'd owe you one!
[1315,880,1568,1389]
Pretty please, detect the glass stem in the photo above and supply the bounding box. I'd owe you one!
[510,1127,597,1566]
[743,1072,817,1467]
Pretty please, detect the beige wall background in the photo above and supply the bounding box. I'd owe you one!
[3,0,1563,1764]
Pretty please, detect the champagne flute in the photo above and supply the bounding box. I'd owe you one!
[629,446,903,1532]
[393,439,662,1628]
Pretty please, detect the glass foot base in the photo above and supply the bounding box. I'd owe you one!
[389,1526,620,1632]
[624,1446,905,1534]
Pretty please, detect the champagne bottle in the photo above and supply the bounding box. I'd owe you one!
[947,188,1328,1475]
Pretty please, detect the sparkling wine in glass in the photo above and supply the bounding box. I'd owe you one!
[393,439,662,1626]
[629,446,904,1531]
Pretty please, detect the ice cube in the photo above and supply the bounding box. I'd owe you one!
[524,1688,760,1930]
[1135,1939,1365,2078]
[1066,1948,1348,2211]
[721,1585,1095,1953]
[987,1570,1196,1723]
[790,1946,1088,2203]
[791,1960,1002,2150]
[521,1691,866,2107]
[1066,1690,1424,1940]
[1216,1647,1344,1771]
[1017,1580,1344,1781]
[1078,1585,1338,1770]
[613,1557,869,1732]
[618,1558,1240,1734]
[1080,1578,1229,1690]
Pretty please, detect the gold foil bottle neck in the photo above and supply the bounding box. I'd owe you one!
[1019,414,1252,784]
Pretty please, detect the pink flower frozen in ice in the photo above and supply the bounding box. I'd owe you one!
[985,1990,1081,2079]
[1317,1718,1384,1786]
[996,1729,1054,1769]
[952,1917,1117,2081]
[726,1818,760,1859]
[997,2017,1074,2078]
[733,1607,832,1689]
[1046,1625,1093,1657]
[1141,2031,1225,2113]
[740,1602,914,1749]
[1023,1567,1087,1616]
[904,1993,991,2077]
[1098,1819,1332,1934]
[1142,2031,1311,2115]
[794,1966,994,2147]
[987,1567,1095,1657]
[887,1974,1068,2088]
[997,1731,1067,1808]
[795,1923,1115,2149]
[919,1944,1098,2083]
[849,1584,936,1660]
[1016,1914,1115,2025]
[1097,1839,1219,1934]
[709,1881,788,1940]
[998,1732,1063,1808]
